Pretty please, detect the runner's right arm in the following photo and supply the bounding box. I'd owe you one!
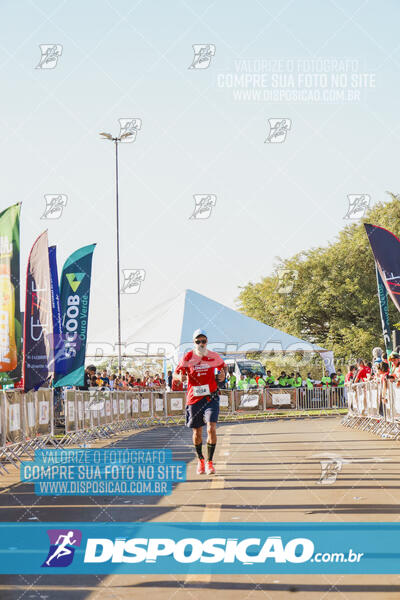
[173,371,187,382]
[174,353,189,382]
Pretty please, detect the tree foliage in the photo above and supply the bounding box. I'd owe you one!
[237,197,400,362]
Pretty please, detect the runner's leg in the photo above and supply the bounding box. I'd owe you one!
[203,394,219,473]
[186,399,208,473]
[206,422,216,460]
[193,426,204,459]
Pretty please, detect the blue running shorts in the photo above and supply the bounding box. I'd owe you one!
[185,392,220,428]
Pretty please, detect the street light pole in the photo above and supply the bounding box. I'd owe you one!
[100,130,133,375]
[114,138,122,374]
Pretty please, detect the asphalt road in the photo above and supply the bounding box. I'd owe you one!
[1,416,400,599]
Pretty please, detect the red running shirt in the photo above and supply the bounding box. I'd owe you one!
[345,371,354,383]
[354,366,371,382]
[171,379,183,391]
[175,350,225,405]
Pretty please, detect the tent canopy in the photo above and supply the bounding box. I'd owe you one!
[125,289,327,356]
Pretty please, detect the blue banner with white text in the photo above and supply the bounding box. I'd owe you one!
[53,244,95,387]
[1,522,400,574]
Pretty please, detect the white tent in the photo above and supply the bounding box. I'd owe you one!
[124,289,327,357]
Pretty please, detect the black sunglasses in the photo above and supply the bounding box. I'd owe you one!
[195,339,207,344]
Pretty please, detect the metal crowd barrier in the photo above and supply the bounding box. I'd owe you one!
[0,386,345,474]
[342,380,400,439]
[0,388,54,474]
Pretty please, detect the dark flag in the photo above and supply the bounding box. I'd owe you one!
[365,223,400,314]
[54,244,96,387]
[375,263,392,354]
[23,231,53,391]
[48,245,63,376]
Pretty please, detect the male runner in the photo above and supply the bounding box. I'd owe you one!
[174,329,227,475]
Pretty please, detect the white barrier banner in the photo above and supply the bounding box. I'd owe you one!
[170,397,183,411]
[9,404,20,432]
[132,398,139,413]
[358,389,365,413]
[155,397,164,412]
[272,393,291,406]
[394,387,400,414]
[220,394,229,408]
[141,398,150,413]
[67,401,75,422]
[27,402,35,428]
[240,394,259,408]
[39,400,49,425]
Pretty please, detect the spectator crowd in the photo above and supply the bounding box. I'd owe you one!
[81,365,350,392]
[83,352,399,394]
[344,347,400,387]
[224,370,346,390]
[82,366,167,391]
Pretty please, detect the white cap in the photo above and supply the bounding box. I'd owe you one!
[193,328,207,341]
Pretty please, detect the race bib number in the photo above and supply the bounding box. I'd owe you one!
[192,384,210,397]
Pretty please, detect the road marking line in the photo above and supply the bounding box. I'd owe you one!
[186,501,222,583]
[210,477,224,489]
[186,436,227,584]
[201,502,221,520]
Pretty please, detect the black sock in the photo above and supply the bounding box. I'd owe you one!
[207,443,216,461]
[195,444,204,460]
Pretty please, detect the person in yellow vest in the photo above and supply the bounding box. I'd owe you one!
[237,374,248,390]
[321,374,331,388]
[247,372,258,389]
[306,373,314,390]
[265,370,275,386]
[337,370,345,387]
[257,375,266,389]
[228,371,237,390]
[286,372,295,387]
[278,372,288,387]
[294,372,302,387]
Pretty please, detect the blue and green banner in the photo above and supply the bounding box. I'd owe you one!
[0,203,21,386]
[54,244,96,387]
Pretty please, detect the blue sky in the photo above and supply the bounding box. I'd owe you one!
[1,0,399,348]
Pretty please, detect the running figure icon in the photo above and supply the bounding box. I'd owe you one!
[45,531,77,565]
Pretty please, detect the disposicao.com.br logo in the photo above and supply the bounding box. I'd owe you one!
[83,535,362,565]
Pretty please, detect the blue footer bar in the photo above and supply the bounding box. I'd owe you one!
[1,522,399,574]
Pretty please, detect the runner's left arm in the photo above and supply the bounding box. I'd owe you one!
[216,359,228,381]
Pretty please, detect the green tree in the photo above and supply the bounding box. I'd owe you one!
[237,197,400,362]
